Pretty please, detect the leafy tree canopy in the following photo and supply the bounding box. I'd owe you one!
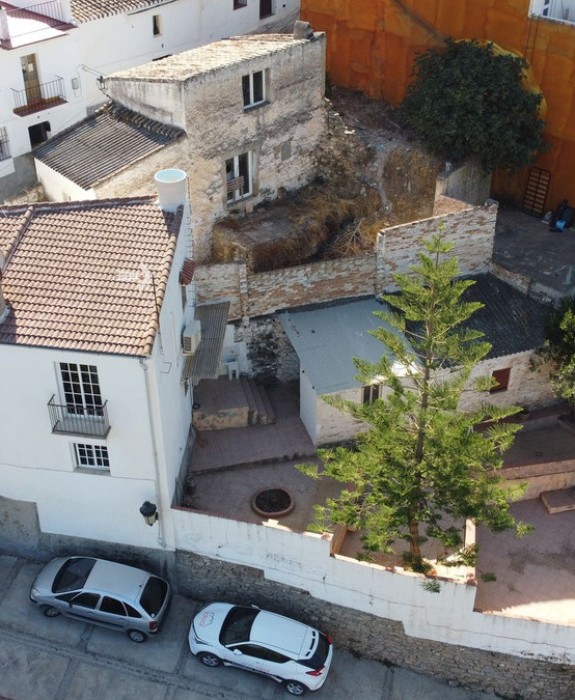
[539,295,575,416]
[301,235,529,573]
[399,39,548,173]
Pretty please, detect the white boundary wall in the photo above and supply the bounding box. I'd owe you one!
[173,508,575,665]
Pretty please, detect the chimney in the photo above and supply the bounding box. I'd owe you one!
[293,20,314,40]
[155,169,188,213]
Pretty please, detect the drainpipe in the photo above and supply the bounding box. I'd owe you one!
[139,355,175,551]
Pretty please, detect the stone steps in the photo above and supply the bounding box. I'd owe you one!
[240,376,276,425]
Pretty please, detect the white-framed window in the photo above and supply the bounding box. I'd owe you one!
[59,363,103,416]
[74,443,110,470]
[362,383,383,405]
[242,70,266,108]
[225,152,252,202]
[152,14,162,36]
[234,0,247,9]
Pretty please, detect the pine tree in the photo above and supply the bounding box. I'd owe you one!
[301,235,529,572]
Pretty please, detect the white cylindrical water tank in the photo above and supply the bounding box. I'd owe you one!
[155,168,187,213]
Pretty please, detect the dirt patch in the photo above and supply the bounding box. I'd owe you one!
[211,88,441,271]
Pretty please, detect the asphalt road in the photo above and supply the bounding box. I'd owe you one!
[0,555,495,700]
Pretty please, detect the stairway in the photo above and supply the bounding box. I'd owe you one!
[192,376,276,431]
[240,376,276,425]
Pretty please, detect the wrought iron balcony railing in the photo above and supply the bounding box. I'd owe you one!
[12,77,66,116]
[48,395,111,438]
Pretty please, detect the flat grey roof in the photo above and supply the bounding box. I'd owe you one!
[277,297,400,395]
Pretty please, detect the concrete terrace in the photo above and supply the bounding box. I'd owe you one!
[183,206,575,628]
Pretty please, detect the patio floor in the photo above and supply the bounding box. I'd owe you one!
[185,378,575,627]
[184,206,575,626]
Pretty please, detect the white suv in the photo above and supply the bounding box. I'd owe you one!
[188,603,333,696]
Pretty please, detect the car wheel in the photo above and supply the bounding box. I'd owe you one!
[284,680,307,696]
[43,605,61,618]
[127,629,147,643]
[198,652,222,667]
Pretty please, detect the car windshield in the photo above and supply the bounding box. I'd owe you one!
[299,632,331,669]
[139,576,168,616]
[220,606,258,645]
[52,558,96,593]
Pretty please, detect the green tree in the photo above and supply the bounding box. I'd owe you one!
[538,296,575,419]
[301,236,528,572]
[399,39,547,173]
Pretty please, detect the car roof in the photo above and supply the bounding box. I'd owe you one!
[250,610,315,658]
[84,559,149,601]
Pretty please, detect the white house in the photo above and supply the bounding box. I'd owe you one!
[0,1,84,197]
[0,169,228,551]
[35,27,327,261]
[0,0,301,200]
[278,276,556,445]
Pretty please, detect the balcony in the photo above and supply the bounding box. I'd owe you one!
[48,395,111,438]
[12,77,66,117]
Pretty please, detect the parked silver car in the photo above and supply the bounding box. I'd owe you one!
[30,556,171,642]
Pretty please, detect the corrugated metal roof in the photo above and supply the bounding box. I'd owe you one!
[183,302,230,385]
[277,298,400,395]
[33,102,184,190]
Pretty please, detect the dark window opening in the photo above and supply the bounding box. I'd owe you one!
[259,0,273,19]
[28,121,50,148]
[234,0,247,8]
[362,384,382,405]
[153,15,162,36]
[490,368,511,393]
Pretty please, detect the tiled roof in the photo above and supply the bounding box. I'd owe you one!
[460,274,551,359]
[278,275,552,395]
[34,102,184,190]
[0,197,183,356]
[70,0,165,24]
[112,34,316,83]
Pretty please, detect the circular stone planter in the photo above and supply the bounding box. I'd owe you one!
[251,488,295,518]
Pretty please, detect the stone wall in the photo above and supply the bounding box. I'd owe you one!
[378,204,496,290]
[194,202,496,321]
[175,550,575,699]
[247,254,376,318]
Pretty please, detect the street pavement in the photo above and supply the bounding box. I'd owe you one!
[0,555,495,700]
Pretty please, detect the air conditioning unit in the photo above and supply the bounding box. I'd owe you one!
[182,320,202,355]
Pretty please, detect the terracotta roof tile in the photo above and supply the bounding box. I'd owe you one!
[0,197,183,356]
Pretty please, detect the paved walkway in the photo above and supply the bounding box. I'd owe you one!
[188,391,575,627]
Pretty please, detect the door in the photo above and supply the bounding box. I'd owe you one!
[21,54,41,105]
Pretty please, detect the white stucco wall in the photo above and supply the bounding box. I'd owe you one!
[0,189,194,550]
[0,34,85,160]
[34,159,94,201]
[75,0,301,108]
[308,351,556,446]
[459,351,556,412]
[0,344,161,545]
[315,387,369,446]
[173,507,575,663]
